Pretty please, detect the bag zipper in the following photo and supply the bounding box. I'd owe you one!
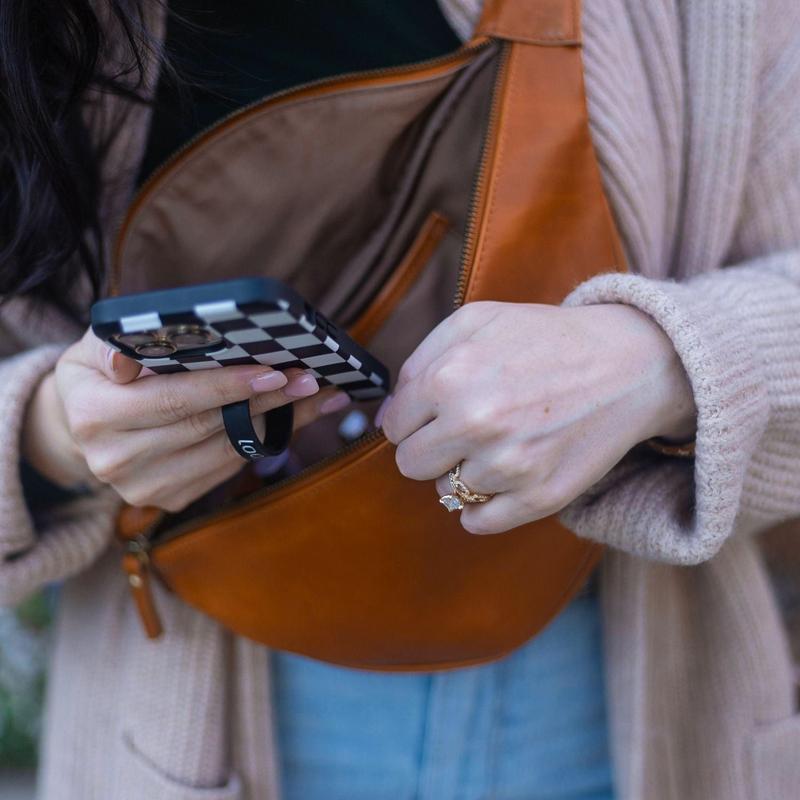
[122,41,510,637]
[154,427,386,547]
[147,44,509,548]
[454,45,509,307]
[109,39,494,298]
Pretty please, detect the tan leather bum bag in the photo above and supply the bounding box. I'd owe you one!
[114,0,625,671]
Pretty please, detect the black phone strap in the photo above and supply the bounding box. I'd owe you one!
[222,401,293,461]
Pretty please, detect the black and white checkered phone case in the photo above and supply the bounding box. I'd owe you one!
[91,278,390,401]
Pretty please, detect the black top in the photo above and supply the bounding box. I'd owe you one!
[26,3,459,509]
[138,1,460,182]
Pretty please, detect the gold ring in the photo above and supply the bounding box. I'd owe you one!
[439,462,494,512]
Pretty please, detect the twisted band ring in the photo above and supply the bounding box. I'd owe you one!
[439,462,494,512]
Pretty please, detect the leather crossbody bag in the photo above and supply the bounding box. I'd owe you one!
[114,0,626,671]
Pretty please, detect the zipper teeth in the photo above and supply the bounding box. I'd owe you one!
[110,40,492,297]
[453,43,509,309]
[140,41,506,550]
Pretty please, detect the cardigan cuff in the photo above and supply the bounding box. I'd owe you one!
[0,346,119,605]
[559,269,772,564]
[0,346,65,559]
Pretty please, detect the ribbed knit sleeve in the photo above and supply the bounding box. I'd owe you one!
[559,7,800,565]
[0,346,119,605]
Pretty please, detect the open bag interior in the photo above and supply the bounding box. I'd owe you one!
[114,43,501,519]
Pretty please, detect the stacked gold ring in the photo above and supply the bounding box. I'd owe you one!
[439,462,494,512]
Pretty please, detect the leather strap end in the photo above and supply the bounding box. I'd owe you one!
[123,552,164,639]
[116,504,163,543]
[474,0,581,46]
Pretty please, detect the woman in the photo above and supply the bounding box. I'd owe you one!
[2,1,799,798]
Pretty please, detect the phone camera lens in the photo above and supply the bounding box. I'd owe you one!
[163,325,221,351]
[135,341,177,357]
[171,330,212,347]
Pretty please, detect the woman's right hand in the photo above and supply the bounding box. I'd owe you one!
[22,328,350,512]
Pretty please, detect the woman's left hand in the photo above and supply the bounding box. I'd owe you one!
[380,301,696,534]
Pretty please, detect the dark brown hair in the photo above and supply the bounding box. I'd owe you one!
[0,1,157,316]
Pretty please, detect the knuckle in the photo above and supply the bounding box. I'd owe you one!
[66,401,103,442]
[429,359,465,397]
[513,445,542,479]
[209,370,246,405]
[118,485,152,508]
[154,385,192,422]
[251,391,282,416]
[394,452,412,478]
[381,413,399,444]
[129,483,193,511]
[461,401,498,435]
[485,456,519,486]
[185,409,219,440]
[394,444,419,479]
[396,361,414,387]
[84,451,117,483]
[461,513,500,536]
[447,341,474,369]
[493,444,535,484]
[69,416,99,443]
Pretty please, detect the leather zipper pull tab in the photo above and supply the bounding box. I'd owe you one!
[116,505,164,639]
[123,540,163,639]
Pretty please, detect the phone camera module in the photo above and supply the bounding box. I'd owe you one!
[115,325,222,358]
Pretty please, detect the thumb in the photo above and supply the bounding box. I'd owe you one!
[82,328,143,384]
[105,347,143,384]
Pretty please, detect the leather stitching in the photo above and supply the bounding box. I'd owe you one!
[569,0,579,42]
[481,28,581,47]
[481,24,580,45]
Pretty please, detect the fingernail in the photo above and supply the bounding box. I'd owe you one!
[250,371,288,393]
[284,373,319,398]
[319,392,351,415]
[106,347,118,373]
[374,395,392,428]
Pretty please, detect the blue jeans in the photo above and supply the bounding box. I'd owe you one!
[271,593,615,800]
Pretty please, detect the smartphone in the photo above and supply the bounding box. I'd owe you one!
[91,277,390,401]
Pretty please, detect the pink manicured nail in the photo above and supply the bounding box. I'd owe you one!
[284,373,319,398]
[250,371,288,392]
[319,392,351,415]
[374,395,392,428]
[106,346,127,375]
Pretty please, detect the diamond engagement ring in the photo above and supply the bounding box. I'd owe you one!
[439,462,494,512]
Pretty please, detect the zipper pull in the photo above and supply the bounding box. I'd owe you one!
[122,535,163,639]
[116,505,164,639]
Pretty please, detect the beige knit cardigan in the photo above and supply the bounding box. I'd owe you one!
[1,1,799,798]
